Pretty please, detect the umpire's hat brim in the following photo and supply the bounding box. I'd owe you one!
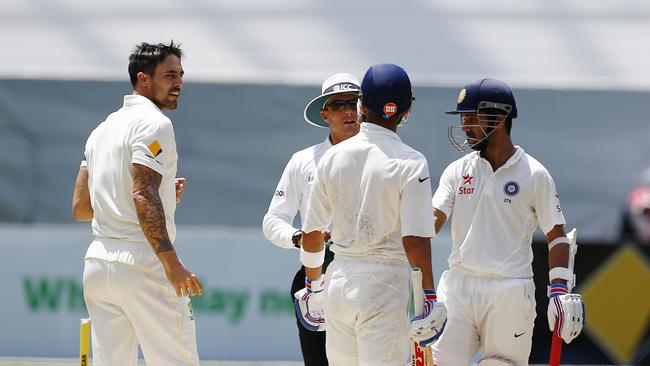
[303,73,361,128]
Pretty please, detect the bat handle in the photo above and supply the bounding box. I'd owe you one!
[549,319,563,366]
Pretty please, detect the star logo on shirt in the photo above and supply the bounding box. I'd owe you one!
[462,174,474,185]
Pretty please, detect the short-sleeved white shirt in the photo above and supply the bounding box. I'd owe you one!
[262,137,332,249]
[83,94,178,262]
[432,146,565,278]
[303,122,435,261]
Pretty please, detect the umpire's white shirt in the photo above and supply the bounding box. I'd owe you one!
[262,137,332,249]
[432,146,565,278]
[83,94,178,265]
[303,122,435,261]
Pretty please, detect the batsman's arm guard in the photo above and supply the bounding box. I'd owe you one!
[548,228,577,290]
[547,228,585,343]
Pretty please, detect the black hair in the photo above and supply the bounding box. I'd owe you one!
[364,108,403,126]
[128,41,183,87]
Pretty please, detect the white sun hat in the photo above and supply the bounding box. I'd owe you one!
[303,73,361,128]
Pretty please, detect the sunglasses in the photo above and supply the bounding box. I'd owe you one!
[324,99,358,112]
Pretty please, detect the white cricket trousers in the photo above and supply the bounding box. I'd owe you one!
[324,255,411,366]
[432,269,536,366]
[83,258,199,366]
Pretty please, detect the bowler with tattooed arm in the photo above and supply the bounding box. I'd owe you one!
[71,41,202,366]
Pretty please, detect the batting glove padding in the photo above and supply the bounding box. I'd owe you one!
[293,275,326,332]
[547,283,585,343]
[409,290,447,347]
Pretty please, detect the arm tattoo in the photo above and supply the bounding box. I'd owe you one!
[132,164,174,254]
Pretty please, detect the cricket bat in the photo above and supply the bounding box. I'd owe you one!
[79,318,90,366]
[412,268,434,366]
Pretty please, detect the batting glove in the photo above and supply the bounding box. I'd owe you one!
[409,290,447,347]
[547,283,585,343]
[293,275,326,332]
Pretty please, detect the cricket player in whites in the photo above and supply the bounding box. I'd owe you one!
[431,78,584,365]
[262,72,362,365]
[296,63,447,365]
[71,41,202,366]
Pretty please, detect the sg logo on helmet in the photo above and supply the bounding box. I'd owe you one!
[383,102,397,117]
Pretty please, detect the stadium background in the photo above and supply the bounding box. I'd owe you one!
[1,0,649,364]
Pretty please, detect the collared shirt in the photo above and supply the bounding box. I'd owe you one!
[432,146,565,278]
[303,122,435,261]
[83,94,178,263]
[262,137,333,249]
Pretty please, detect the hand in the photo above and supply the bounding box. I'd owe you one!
[175,177,187,203]
[323,231,332,243]
[547,283,584,343]
[293,275,326,332]
[409,290,447,347]
[159,251,203,297]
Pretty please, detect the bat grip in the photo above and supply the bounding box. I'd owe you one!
[549,319,563,366]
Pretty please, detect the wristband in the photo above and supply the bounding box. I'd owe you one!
[424,289,437,301]
[305,275,325,292]
[547,283,568,297]
[300,246,325,268]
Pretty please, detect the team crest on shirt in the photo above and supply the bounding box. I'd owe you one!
[503,181,520,196]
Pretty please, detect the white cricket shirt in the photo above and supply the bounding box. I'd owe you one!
[262,137,333,249]
[83,94,178,264]
[303,122,435,261]
[432,146,565,278]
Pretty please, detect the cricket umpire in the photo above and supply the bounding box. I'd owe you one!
[262,73,362,365]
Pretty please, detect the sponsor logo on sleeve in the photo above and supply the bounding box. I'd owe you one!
[148,140,162,157]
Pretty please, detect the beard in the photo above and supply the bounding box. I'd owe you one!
[153,93,179,111]
[468,126,494,153]
[470,137,489,151]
